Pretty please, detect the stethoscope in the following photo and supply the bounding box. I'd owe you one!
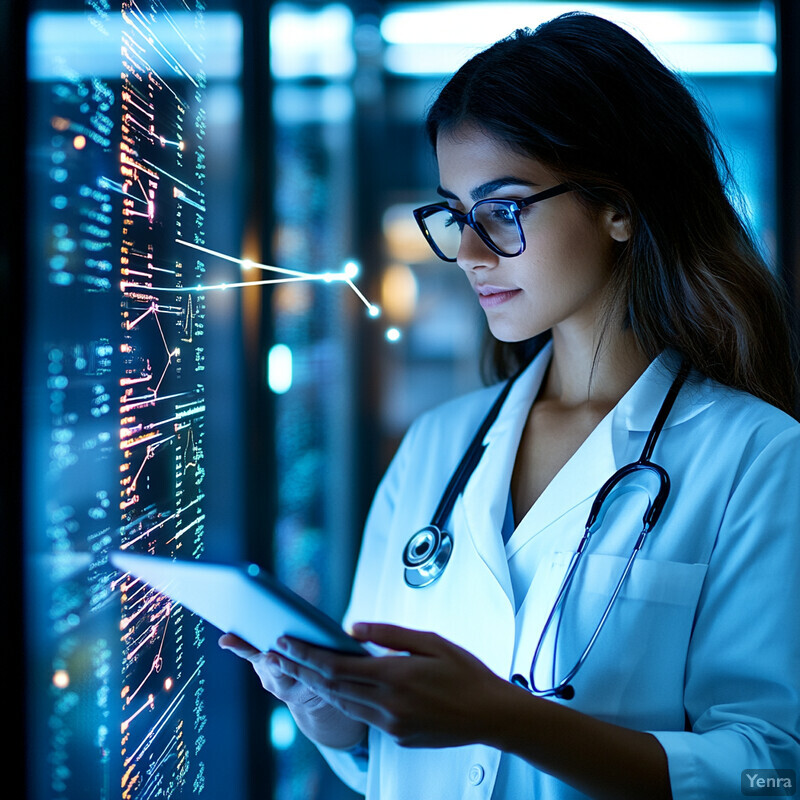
[402,359,690,699]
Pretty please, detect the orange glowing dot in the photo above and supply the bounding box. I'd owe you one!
[53,669,70,689]
[72,134,87,150]
[164,677,173,691]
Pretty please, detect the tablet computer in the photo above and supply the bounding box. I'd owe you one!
[110,551,369,658]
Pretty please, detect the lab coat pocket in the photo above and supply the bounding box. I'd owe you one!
[522,552,707,730]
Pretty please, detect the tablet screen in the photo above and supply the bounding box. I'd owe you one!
[110,552,368,657]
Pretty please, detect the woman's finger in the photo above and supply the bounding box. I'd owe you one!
[350,623,448,656]
[219,634,304,697]
[274,650,376,694]
[218,632,261,659]
[272,652,387,720]
[275,636,410,688]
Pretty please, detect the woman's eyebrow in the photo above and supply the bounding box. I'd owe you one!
[436,176,540,203]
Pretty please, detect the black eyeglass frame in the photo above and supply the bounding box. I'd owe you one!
[412,183,572,262]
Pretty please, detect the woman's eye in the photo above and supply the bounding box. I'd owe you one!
[443,213,465,231]
[489,205,517,224]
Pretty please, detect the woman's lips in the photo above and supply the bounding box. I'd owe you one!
[476,285,522,309]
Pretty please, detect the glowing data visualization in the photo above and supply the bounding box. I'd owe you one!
[26,3,212,798]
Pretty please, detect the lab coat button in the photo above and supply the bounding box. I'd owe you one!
[468,764,485,785]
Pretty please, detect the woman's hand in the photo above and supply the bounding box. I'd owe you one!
[222,625,671,800]
[271,622,515,749]
[218,633,367,750]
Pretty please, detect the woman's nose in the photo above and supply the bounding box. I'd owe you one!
[456,225,499,273]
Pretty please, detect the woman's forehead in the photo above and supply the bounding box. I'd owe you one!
[435,126,553,197]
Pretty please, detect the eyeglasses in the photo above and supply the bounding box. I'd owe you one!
[412,184,571,262]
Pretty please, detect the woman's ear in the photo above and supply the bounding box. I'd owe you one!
[603,208,631,243]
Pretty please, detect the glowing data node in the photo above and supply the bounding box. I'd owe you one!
[343,260,359,279]
[368,304,381,318]
[385,327,402,343]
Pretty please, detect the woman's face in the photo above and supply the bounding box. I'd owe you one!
[435,125,626,343]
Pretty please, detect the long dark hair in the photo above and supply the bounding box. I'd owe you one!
[426,12,797,415]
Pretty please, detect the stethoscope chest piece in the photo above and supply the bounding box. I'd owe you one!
[403,525,453,588]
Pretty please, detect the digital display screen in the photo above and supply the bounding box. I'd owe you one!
[25,3,213,797]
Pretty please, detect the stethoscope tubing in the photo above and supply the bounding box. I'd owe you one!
[403,371,522,587]
[430,371,521,531]
[403,355,691,700]
[527,361,690,697]
[528,523,647,697]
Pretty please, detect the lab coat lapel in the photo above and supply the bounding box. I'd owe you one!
[505,407,618,559]
[506,349,708,560]
[458,347,552,604]
[457,348,707,605]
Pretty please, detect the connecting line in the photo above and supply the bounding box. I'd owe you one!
[119,239,381,317]
[122,275,331,293]
[177,239,324,280]
[344,275,377,315]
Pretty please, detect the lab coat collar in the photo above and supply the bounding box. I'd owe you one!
[482,341,554,446]
[485,346,712,440]
[612,349,714,432]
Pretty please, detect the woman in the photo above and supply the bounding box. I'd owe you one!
[221,12,800,799]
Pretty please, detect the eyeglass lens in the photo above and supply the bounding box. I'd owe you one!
[423,202,522,259]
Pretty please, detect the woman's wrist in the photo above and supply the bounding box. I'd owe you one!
[476,678,671,800]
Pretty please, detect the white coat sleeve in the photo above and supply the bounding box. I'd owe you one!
[651,426,800,800]
[315,418,420,794]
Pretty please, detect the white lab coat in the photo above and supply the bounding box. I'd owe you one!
[320,344,800,799]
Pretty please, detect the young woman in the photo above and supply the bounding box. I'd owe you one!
[221,12,800,799]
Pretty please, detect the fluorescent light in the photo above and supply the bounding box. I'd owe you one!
[381,2,775,76]
[384,42,487,76]
[28,11,242,80]
[270,3,355,80]
[385,39,776,77]
[270,706,297,750]
[267,344,293,394]
[657,42,776,75]
[272,84,354,123]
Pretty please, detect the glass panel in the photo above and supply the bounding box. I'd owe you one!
[23,4,247,798]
